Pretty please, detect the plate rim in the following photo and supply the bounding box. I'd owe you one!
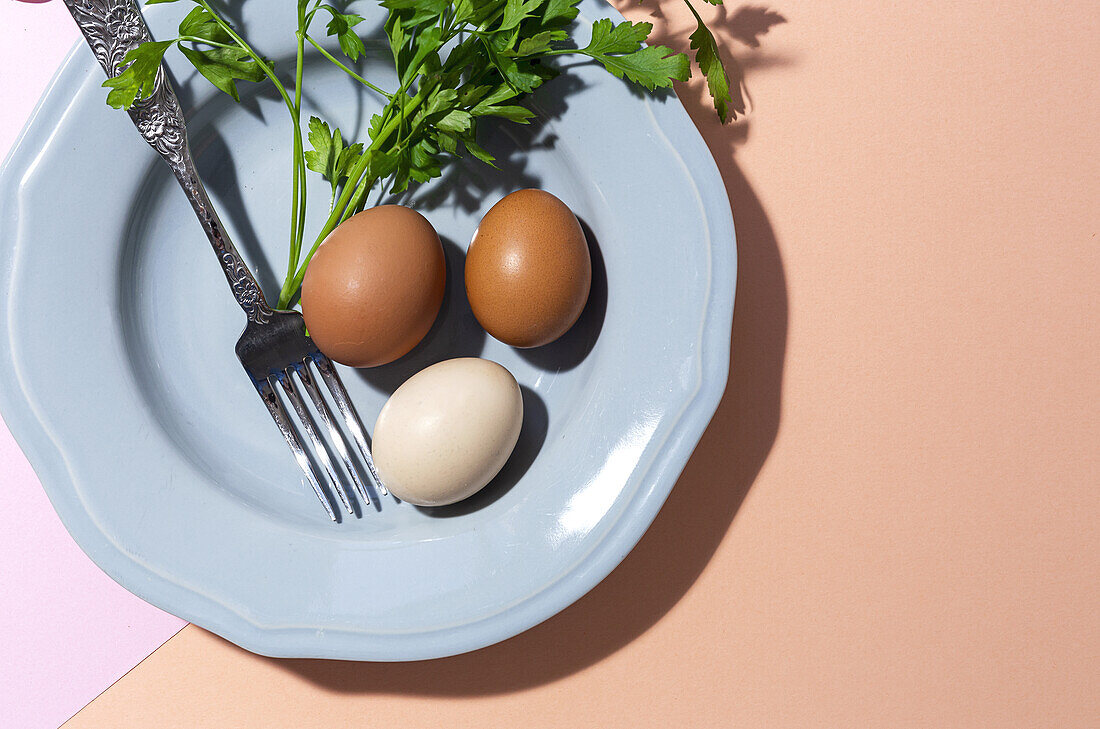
[0,4,736,660]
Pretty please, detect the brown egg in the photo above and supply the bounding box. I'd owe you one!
[465,189,591,348]
[301,205,445,367]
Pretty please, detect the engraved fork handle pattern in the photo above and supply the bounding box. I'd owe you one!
[63,0,273,325]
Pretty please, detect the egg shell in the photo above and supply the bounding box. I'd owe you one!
[301,206,445,367]
[371,358,523,507]
[465,189,591,348]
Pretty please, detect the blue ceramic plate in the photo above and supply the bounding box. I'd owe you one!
[0,0,734,660]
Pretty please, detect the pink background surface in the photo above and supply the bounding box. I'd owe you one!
[2,0,1098,727]
[0,4,185,728]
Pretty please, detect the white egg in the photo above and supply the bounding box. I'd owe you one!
[371,358,523,507]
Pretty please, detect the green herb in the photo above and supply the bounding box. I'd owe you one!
[110,0,742,308]
[102,39,174,108]
[552,19,689,90]
[304,117,366,208]
[684,0,740,123]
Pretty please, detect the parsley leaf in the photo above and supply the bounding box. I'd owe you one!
[304,116,364,203]
[583,18,651,55]
[514,29,568,57]
[499,0,543,32]
[542,0,582,28]
[437,109,473,133]
[316,5,367,61]
[471,100,535,123]
[686,2,743,122]
[399,25,443,85]
[463,138,497,166]
[481,38,545,93]
[591,44,691,90]
[178,6,233,45]
[576,20,689,90]
[178,45,265,102]
[102,40,174,109]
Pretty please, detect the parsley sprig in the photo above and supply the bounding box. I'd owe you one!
[110,0,742,308]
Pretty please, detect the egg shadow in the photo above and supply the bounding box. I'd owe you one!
[414,385,548,518]
[516,218,607,372]
[353,236,487,394]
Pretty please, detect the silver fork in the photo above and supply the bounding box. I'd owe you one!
[64,0,385,520]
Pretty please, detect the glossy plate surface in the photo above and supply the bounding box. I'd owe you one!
[0,0,735,660]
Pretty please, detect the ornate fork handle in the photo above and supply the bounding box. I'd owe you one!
[63,0,273,325]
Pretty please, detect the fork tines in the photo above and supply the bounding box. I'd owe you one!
[254,354,384,521]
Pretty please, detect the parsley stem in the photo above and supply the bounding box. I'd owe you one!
[285,39,304,301]
[193,1,295,116]
[191,1,310,310]
[280,179,381,305]
[295,22,309,248]
[278,1,313,310]
[305,35,391,99]
[274,88,425,309]
[177,36,236,49]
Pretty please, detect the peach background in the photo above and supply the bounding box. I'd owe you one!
[28,0,1100,725]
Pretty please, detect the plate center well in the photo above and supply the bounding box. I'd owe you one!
[115,60,604,537]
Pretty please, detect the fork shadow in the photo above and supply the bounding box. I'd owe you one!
[253,9,790,694]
